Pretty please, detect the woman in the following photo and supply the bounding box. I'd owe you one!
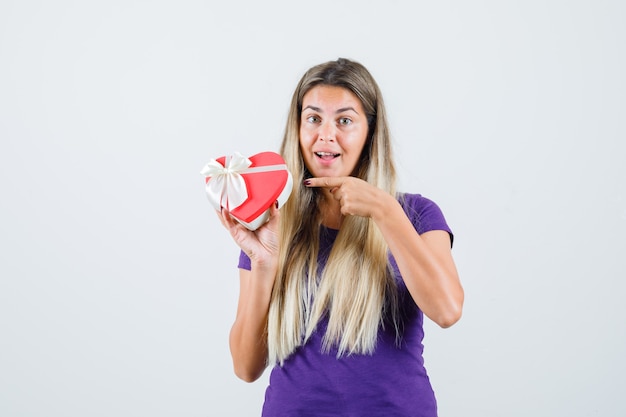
[218,58,464,416]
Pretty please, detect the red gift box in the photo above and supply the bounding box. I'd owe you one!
[201,151,293,230]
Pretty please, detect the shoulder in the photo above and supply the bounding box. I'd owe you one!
[238,250,252,271]
[398,192,438,211]
[397,192,454,245]
[397,192,444,221]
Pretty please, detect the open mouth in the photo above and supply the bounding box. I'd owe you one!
[315,151,340,161]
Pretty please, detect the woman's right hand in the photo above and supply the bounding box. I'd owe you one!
[216,201,281,270]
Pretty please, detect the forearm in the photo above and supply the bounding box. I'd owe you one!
[373,197,463,327]
[229,265,276,382]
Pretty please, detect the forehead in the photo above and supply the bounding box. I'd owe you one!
[301,85,363,111]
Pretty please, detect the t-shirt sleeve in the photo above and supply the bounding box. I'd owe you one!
[399,193,454,248]
[238,250,252,271]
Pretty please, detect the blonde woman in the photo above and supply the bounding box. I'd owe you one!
[218,58,464,417]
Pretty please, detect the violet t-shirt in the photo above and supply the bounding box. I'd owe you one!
[238,193,453,417]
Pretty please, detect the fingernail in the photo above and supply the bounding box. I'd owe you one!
[275,200,279,208]
[303,179,311,186]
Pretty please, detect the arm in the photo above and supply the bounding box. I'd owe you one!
[229,265,275,382]
[305,177,463,328]
[372,197,463,327]
[217,204,280,381]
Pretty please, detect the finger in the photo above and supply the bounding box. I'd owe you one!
[304,177,345,189]
[215,209,225,226]
[220,209,252,241]
[271,199,280,215]
[218,208,238,230]
[216,209,230,227]
[267,200,281,226]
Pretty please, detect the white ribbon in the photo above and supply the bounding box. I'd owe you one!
[200,152,287,211]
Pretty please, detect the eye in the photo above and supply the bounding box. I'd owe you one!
[306,115,321,123]
[338,117,352,126]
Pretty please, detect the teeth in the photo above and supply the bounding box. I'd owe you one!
[316,152,338,157]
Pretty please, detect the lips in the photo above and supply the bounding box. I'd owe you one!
[315,151,340,160]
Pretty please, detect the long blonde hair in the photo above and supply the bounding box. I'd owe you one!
[268,58,399,365]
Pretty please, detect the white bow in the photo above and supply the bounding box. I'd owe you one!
[200,152,251,210]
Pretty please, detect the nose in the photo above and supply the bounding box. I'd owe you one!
[318,121,336,142]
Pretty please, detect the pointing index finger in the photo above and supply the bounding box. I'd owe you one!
[304,177,345,188]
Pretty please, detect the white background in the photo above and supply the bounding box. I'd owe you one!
[1,1,624,416]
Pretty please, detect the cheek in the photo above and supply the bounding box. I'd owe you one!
[299,129,316,151]
[345,133,368,155]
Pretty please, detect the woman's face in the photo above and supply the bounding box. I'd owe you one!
[299,85,369,179]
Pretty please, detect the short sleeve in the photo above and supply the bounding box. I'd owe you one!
[238,250,252,271]
[398,193,454,247]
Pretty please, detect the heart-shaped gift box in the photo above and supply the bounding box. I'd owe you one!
[201,151,293,230]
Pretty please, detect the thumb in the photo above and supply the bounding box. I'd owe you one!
[267,200,281,226]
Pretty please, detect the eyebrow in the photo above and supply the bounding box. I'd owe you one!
[302,105,360,115]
